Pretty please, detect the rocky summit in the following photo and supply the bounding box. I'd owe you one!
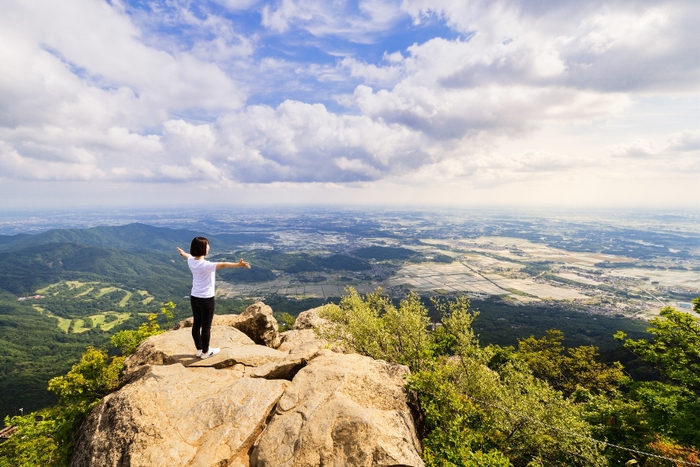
[71,304,424,467]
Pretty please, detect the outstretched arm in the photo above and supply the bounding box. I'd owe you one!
[176,247,192,259]
[216,259,251,270]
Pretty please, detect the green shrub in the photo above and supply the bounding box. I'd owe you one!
[0,302,176,466]
[111,301,175,355]
[321,288,606,466]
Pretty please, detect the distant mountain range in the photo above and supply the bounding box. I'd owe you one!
[0,223,272,253]
[0,223,276,296]
[0,223,411,296]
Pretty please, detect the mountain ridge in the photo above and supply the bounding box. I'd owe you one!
[0,223,272,253]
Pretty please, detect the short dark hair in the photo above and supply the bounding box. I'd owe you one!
[190,237,209,257]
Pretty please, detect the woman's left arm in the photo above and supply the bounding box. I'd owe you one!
[216,259,251,270]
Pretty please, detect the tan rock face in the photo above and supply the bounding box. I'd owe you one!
[72,305,424,467]
[250,350,424,467]
[292,307,328,330]
[72,364,290,467]
[188,345,287,370]
[277,329,322,353]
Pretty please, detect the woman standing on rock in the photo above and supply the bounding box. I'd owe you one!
[177,237,251,359]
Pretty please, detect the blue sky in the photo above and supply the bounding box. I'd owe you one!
[1,0,699,208]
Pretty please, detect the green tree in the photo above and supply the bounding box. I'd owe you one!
[0,405,84,467]
[0,347,124,467]
[319,287,433,372]
[0,303,175,467]
[615,305,700,449]
[111,301,175,355]
[517,329,623,395]
[615,307,700,392]
[47,347,124,404]
[275,312,297,331]
[321,288,606,467]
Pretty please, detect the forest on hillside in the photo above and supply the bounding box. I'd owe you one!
[1,289,698,467]
[1,222,698,466]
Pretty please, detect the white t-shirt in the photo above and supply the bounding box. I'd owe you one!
[187,257,217,298]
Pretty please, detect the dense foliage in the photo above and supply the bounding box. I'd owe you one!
[2,289,698,466]
[0,242,190,296]
[615,305,700,451]
[0,304,173,467]
[0,293,109,418]
[320,288,700,467]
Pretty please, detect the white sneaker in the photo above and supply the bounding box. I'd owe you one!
[200,347,220,359]
[196,350,203,357]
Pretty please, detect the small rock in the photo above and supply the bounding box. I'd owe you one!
[277,329,323,353]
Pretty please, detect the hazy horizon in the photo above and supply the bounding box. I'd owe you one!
[1,0,699,208]
[2,204,699,236]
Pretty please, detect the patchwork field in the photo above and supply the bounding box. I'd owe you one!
[33,305,131,333]
[217,235,698,318]
[27,281,153,333]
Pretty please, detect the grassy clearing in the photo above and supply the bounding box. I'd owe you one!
[100,313,130,331]
[118,291,133,307]
[90,314,106,327]
[56,317,71,333]
[74,286,95,297]
[33,304,73,333]
[37,280,98,295]
[137,290,154,304]
[71,319,89,333]
[29,281,152,332]
[65,281,91,289]
[96,286,119,298]
[57,312,133,334]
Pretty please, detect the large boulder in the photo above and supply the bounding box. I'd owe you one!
[175,302,281,348]
[235,302,281,348]
[72,364,290,467]
[292,307,328,330]
[250,350,424,467]
[277,329,322,353]
[73,305,425,467]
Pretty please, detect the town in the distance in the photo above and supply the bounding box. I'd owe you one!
[1,206,699,426]
[3,206,698,319]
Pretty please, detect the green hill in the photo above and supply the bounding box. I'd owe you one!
[0,223,272,254]
[0,242,190,296]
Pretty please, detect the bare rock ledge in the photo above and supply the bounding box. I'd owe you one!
[71,305,424,467]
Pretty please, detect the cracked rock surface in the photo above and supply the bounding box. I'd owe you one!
[71,303,424,467]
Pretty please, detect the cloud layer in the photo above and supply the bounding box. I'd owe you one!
[1,0,699,205]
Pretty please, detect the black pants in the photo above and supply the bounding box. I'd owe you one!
[190,296,215,352]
